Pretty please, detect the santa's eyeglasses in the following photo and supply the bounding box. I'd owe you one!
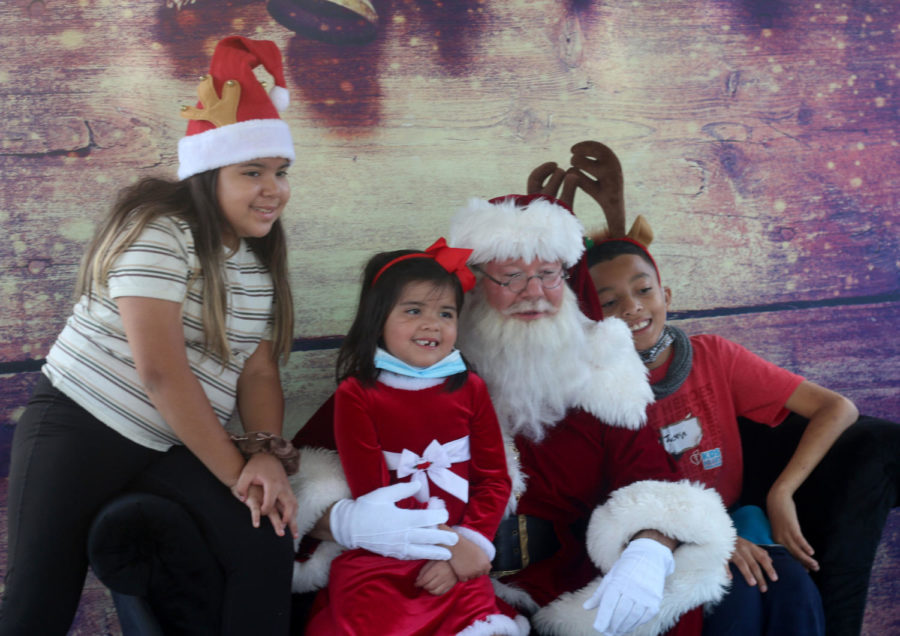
[473,265,568,294]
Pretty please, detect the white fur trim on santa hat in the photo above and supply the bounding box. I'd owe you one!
[289,446,351,592]
[532,479,734,636]
[449,197,585,267]
[576,314,653,430]
[177,118,295,180]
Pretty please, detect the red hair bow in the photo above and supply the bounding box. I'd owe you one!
[372,238,476,292]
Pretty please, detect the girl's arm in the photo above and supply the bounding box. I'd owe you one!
[118,296,245,484]
[767,380,858,569]
[448,379,511,580]
[118,296,287,535]
[233,339,299,538]
[334,381,393,499]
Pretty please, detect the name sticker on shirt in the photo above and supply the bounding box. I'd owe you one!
[700,448,723,470]
[659,415,703,457]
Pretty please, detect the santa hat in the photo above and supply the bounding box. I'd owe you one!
[448,193,585,267]
[177,36,295,180]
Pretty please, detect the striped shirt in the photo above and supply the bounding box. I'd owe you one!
[44,215,275,450]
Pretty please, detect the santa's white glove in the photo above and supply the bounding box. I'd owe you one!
[583,537,675,635]
[329,481,458,560]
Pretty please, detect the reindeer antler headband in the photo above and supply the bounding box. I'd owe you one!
[523,141,659,318]
[527,141,653,249]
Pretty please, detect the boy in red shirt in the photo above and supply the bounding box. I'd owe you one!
[587,236,858,635]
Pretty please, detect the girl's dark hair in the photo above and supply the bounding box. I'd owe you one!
[336,251,468,391]
[586,238,657,274]
[77,171,294,364]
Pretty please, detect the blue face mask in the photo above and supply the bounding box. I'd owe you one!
[374,347,467,379]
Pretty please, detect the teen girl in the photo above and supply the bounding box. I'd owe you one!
[586,236,858,635]
[305,240,522,635]
[0,36,299,635]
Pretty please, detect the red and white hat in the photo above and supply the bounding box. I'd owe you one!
[177,36,295,180]
[449,193,585,267]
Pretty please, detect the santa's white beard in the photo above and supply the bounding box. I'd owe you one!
[458,284,597,442]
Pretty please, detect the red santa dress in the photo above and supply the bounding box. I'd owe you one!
[304,371,515,635]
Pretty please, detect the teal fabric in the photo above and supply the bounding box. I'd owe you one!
[731,505,775,545]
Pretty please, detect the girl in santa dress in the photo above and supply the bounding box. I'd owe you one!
[304,239,521,636]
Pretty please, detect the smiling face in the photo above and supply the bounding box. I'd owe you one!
[589,253,672,358]
[382,280,459,368]
[216,157,291,249]
[479,258,565,322]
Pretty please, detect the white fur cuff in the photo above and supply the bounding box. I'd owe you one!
[453,525,497,561]
[533,479,734,636]
[289,447,351,592]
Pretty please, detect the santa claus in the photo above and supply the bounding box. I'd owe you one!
[291,193,735,636]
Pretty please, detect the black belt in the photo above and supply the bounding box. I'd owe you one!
[491,514,561,577]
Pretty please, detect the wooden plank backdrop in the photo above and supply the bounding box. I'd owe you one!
[1,0,897,633]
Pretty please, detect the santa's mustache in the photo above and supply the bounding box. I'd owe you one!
[502,298,558,316]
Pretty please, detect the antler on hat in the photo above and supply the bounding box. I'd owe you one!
[562,140,653,248]
[177,36,295,180]
[521,141,656,319]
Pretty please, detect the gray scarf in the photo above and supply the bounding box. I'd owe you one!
[645,324,693,400]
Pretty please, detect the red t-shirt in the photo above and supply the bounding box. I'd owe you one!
[647,334,804,507]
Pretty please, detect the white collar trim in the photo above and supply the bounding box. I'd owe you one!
[377,370,445,391]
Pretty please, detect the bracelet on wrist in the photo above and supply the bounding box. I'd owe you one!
[230,432,300,476]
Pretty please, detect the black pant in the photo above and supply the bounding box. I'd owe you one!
[704,546,825,636]
[740,414,900,636]
[0,376,294,636]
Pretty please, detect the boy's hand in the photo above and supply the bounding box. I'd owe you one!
[415,560,458,595]
[730,537,778,592]
[767,489,818,571]
[445,530,491,581]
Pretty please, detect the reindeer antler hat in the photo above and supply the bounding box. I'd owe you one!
[523,141,655,319]
[177,36,295,180]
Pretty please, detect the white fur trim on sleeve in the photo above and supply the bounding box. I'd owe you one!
[491,578,541,615]
[576,315,653,430]
[504,432,527,515]
[289,447,351,592]
[453,525,497,561]
[532,479,735,636]
[458,612,529,635]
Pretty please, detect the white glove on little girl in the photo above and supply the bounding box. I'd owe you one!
[329,481,459,560]
[583,537,675,635]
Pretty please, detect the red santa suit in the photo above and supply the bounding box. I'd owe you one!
[304,372,518,635]
[480,314,735,636]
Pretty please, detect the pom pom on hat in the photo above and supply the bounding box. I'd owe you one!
[449,193,585,267]
[177,36,295,180]
[269,85,290,112]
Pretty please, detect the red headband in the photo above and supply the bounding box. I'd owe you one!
[371,238,476,292]
[592,236,661,284]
